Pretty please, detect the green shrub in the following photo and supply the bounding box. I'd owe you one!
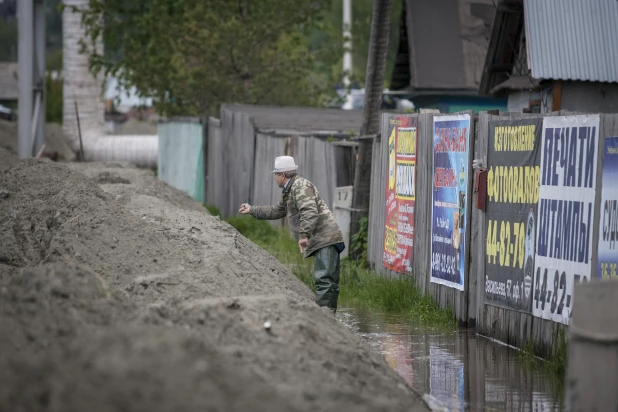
[204,204,221,217]
[350,217,368,265]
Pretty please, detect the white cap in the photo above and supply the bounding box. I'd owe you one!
[272,156,299,173]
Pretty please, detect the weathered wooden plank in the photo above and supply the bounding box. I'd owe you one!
[367,129,383,268]
[468,111,492,327]
[252,133,279,212]
[241,112,255,210]
[312,137,335,210]
[367,112,387,269]
[206,117,222,208]
[415,113,433,294]
[220,107,235,217]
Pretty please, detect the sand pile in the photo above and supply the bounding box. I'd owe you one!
[0,159,427,412]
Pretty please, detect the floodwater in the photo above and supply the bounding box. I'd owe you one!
[337,307,565,412]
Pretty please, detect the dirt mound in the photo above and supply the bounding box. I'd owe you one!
[0,160,428,411]
[0,120,76,161]
[0,264,297,412]
[67,162,206,213]
[0,160,309,302]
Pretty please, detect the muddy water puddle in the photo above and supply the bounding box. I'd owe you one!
[337,307,564,412]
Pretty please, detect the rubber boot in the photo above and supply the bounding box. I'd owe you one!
[313,245,340,312]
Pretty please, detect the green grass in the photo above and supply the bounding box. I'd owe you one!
[204,204,221,217]
[337,262,457,327]
[516,329,567,401]
[517,326,568,378]
[208,205,457,328]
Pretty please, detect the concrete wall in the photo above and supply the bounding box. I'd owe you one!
[561,81,618,114]
[507,89,554,113]
[506,81,618,115]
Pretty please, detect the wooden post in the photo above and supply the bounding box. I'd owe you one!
[350,0,392,259]
[74,101,85,162]
[552,80,562,112]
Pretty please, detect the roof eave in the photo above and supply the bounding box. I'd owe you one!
[393,87,483,97]
[479,0,525,96]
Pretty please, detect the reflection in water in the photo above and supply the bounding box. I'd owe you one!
[337,307,564,412]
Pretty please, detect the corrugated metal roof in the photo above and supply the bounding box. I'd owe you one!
[220,104,363,136]
[524,0,618,83]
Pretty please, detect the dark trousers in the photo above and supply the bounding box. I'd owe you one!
[313,245,340,312]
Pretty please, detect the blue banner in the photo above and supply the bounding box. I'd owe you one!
[430,114,471,291]
[597,136,618,280]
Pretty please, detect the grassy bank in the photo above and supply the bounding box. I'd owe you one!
[208,206,456,328]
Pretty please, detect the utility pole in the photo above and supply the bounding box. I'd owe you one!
[342,0,352,88]
[17,0,46,159]
[349,0,391,260]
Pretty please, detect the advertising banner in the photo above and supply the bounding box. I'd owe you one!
[597,136,618,280]
[533,115,599,324]
[484,118,542,313]
[383,115,418,274]
[430,114,471,290]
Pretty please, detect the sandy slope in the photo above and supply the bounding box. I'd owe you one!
[0,158,428,412]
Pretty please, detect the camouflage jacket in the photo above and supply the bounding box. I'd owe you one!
[250,176,344,258]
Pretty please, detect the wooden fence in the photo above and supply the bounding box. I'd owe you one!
[367,110,618,354]
[205,110,357,221]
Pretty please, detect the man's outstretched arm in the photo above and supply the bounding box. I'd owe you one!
[240,200,287,220]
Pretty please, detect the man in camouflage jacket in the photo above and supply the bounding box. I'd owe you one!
[239,156,345,312]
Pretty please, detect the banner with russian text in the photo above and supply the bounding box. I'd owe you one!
[383,115,417,274]
[533,115,599,324]
[484,118,542,313]
[597,136,618,280]
[430,114,471,291]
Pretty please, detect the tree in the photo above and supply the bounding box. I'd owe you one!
[323,0,401,89]
[0,0,63,66]
[349,0,391,260]
[75,0,343,116]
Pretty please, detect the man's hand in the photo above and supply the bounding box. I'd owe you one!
[298,237,308,252]
[239,203,251,214]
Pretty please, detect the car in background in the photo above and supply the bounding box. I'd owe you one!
[0,104,15,121]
